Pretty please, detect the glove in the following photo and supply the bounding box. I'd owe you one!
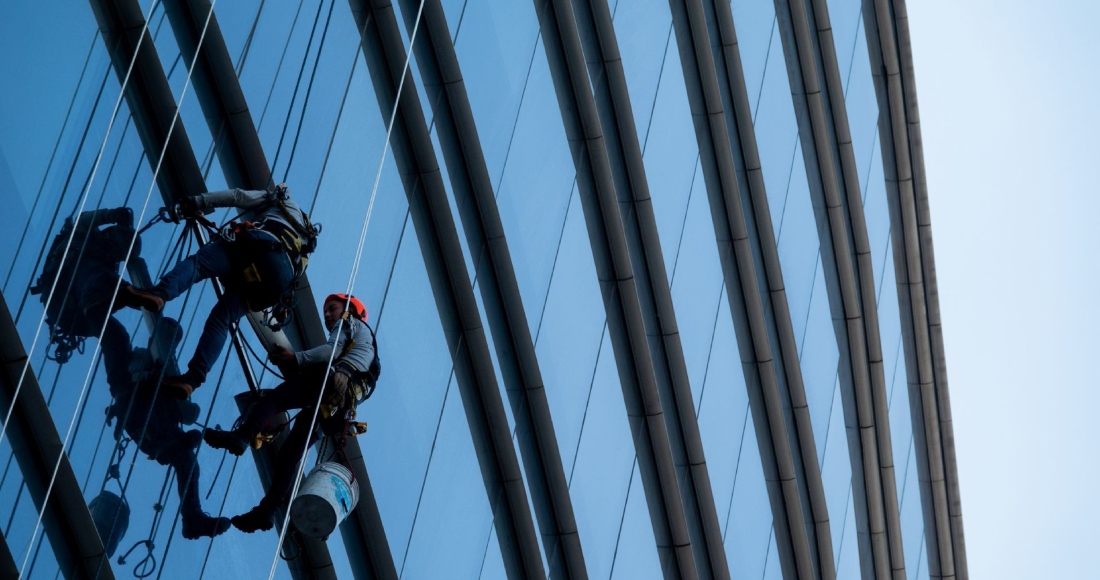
[326,371,350,407]
[178,195,204,218]
[269,345,299,376]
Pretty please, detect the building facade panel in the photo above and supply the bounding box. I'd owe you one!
[0,0,962,577]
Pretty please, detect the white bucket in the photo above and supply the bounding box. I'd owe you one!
[290,462,359,538]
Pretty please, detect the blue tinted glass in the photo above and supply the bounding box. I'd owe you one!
[613,0,775,575]
[441,0,666,575]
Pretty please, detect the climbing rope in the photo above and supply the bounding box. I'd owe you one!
[266,0,428,577]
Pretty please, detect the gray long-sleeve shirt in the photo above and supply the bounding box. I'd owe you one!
[295,316,376,374]
[196,188,307,233]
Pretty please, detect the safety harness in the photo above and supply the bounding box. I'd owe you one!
[182,185,321,330]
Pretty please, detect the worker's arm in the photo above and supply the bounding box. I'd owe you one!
[294,323,341,367]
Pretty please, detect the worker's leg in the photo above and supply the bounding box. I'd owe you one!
[230,376,328,533]
[154,239,233,302]
[203,370,321,455]
[138,400,229,539]
[161,291,247,399]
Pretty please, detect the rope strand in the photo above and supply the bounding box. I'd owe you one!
[16,3,220,575]
[266,2,427,576]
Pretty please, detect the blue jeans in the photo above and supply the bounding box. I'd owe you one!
[156,241,246,382]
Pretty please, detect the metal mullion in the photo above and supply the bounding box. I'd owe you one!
[570,0,730,578]
[862,0,965,578]
[0,292,114,579]
[799,0,909,578]
[346,2,546,578]
[706,0,839,578]
[667,0,823,578]
[0,525,16,578]
[391,0,589,577]
[534,0,702,576]
[86,1,338,577]
[772,0,903,577]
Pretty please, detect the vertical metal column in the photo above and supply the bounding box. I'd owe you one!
[347,1,546,577]
[392,0,588,577]
[863,0,966,578]
[667,0,832,577]
[771,0,907,577]
[0,291,114,580]
[569,0,730,577]
[534,0,702,576]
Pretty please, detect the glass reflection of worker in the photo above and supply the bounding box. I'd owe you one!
[122,185,317,400]
[107,319,231,540]
[203,294,377,533]
[33,207,229,539]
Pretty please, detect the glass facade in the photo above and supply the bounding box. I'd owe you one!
[0,0,960,578]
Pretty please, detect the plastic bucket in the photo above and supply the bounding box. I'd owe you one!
[88,490,129,556]
[290,462,359,538]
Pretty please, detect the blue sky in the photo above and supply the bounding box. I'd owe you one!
[910,1,1100,577]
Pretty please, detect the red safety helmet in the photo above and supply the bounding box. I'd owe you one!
[324,293,368,322]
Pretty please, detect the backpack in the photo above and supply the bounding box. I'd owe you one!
[339,314,381,403]
[31,216,136,321]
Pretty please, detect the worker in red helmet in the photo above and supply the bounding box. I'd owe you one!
[203,293,380,533]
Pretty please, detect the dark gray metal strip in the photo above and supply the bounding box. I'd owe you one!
[772,0,906,577]
[157,1,397,577]
[666,0,822,577]
[391,0,588,577]
[86,1,336,576]
[533,0,701,576]
[0,524,17,579]
[708,0,839,577]
[570,0,730,577]
[0,291,114,580]
[346,1,546,577]
[862,0,966,578]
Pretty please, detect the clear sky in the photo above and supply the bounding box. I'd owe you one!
[909,1,1100,577]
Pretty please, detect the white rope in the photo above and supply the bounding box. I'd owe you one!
[0,0,163,449]
[266,1,427,576]
[16,2,220,576]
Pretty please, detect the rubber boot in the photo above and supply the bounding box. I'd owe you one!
[160,369,202,400]
[181,512,231,540]
[203,427,250,456]
[231,501,276,533]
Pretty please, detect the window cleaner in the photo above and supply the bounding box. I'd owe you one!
[120,184,321,400]
[203,293,380,533]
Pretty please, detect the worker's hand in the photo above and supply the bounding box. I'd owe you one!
[269,345,294,363]
[327,371,350,407]
[269,345,298,376]
[178,195,203,218]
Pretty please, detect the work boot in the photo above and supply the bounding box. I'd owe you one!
[231,504,276,533]
[115,284,165,313]
[159,370,201,400]
[203,427,250,456]
[181,512,231,540]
